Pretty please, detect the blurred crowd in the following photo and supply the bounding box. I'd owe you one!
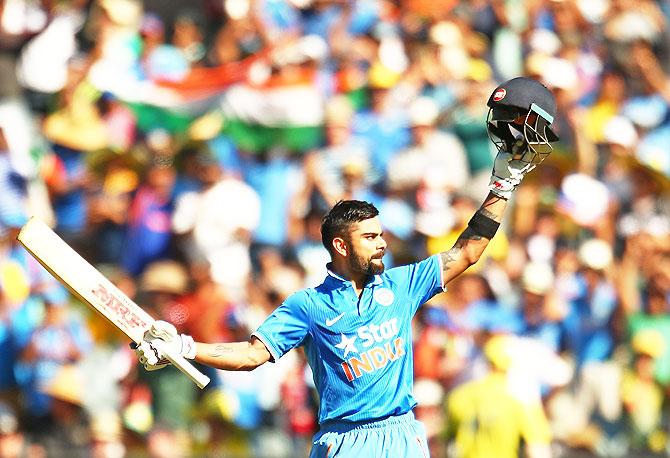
[0,0,669,457]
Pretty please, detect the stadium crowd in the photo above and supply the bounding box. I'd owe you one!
[0,0,669,457]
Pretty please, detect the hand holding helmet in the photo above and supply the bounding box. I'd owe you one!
[486,77,560,199]
[489,147,539,199]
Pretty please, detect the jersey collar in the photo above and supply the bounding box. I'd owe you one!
[325,263,383,288]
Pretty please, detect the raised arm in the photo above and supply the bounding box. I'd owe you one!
[438,192,507,287]
[437,77,560,288]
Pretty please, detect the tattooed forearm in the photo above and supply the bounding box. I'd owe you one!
[438,227,489,286]
[437,192,507,287]
[207,344,235,358]
[439,247,460,274]
[439,246,462,287]
[195,339,271,370]
[476,207,503,223]
[439,227,487,274]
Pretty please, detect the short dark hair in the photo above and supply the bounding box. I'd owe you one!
[321,200,379,256]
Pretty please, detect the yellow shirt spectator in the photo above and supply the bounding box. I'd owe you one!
[445,372,551,458]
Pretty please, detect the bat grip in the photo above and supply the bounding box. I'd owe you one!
[148,339,211,389]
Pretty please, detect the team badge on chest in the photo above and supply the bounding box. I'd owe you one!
[373,288,394,306]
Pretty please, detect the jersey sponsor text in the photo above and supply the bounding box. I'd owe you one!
[341,337,405,381]
[337,318,404,382]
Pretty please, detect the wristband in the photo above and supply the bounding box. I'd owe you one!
[468,212,500,239]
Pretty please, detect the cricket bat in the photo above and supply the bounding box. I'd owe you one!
[17,217,210,389]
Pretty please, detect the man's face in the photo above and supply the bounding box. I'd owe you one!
[345,217,387,276]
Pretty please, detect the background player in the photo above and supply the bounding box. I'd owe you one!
[135,76,560,457]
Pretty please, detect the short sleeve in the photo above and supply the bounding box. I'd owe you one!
[386,255,445,314]
[251,291,310,362]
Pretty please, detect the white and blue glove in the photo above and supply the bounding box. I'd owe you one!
[134,320,196,371]
[488,139,538,200]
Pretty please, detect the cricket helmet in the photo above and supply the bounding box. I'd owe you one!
[486,77,559,165]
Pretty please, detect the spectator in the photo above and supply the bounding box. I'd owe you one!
[620,232,670,388]
[17,286,92,422]
[121,158,177,276]
[172,153,261,301]
[41,56,106,243]
[450,71,497,200]
[517,261,563,352]
[561,239,618,370]
[622,329,666,454]
[292,208,330,288]
[242,148,304,252]
[351,66,411,177]
[87,152,138,264]
[34,364,91,458]
[387,96,470,242]
[136,260,199,445]
[139,12,189,83]
[444,334,552,458]
[301,95,373,212]
[0,213,55,401]
[550,240,622,451]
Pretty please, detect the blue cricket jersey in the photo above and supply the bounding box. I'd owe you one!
[253,255,444,424]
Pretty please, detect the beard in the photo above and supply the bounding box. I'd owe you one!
[349,251,385,276]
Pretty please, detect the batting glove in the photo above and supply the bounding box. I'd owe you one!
[134,320,197,371]
[488,140,537,200]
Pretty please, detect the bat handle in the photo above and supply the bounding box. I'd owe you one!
[150,339,211,389]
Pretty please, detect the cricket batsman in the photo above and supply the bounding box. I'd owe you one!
[135,77,559,457]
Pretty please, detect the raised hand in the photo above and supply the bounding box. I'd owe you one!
[488,142,539,200]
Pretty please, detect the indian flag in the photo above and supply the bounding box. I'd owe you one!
[125,58,257,135]
[90,55,325,153]
[218,69,325,153]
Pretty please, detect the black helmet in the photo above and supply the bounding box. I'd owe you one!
[486,77,559,165]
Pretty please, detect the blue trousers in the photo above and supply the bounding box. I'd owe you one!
[310,411,430,458]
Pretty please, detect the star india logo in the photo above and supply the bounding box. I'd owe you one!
[335,318,405,382]
[335,333,358,357]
